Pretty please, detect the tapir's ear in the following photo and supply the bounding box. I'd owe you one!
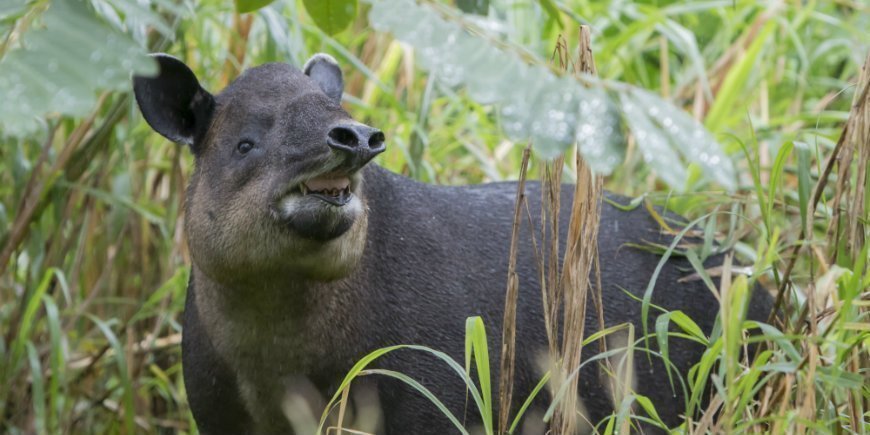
[133,54,214,150]
[303,53,343,103]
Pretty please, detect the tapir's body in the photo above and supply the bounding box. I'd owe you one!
[133,54,771,434]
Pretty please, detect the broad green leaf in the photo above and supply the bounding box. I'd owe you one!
[303,0,357,35]
[456,0,488,15]
[92,0,183,41]
[628,88,736,190]
[538,0,563,27]
[0,1,27,34]
[366,0,737,189]
[0,0,156,137]
[575,86,625,174]
[235,0,275,14]
[619,90,687,188]
[367,0,624,168]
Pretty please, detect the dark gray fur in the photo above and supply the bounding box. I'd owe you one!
[133,54,772,434]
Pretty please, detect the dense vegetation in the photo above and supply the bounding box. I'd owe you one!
[0,0,867,433]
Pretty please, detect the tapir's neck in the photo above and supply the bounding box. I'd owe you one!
[190,264,366,372]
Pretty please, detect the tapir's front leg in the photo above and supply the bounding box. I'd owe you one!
[182,280,254,435]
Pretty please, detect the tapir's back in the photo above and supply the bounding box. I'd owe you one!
[359,164,771,432]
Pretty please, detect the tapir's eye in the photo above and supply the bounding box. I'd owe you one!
[237,141,254,155]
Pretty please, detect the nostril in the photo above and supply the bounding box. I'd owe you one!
[369,131,385,149]
[328,127,359,148]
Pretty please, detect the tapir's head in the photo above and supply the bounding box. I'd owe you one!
[133,54,384,283]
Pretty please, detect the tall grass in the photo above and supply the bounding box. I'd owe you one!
[0,0,867,433]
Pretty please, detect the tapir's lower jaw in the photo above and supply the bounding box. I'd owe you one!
[276,192,362,242]
[306,190,353,206]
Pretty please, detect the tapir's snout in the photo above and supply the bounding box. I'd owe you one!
[327,123,386,167]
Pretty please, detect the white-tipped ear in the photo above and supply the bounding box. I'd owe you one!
[303,53,344,103]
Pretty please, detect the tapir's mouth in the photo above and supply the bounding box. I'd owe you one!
[274,171,363,240]
[279,172,359,209]
[299,176,352,206]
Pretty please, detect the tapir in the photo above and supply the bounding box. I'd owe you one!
[132,53,771,434]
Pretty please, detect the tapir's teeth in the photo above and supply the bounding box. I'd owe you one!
[304,176,351,193]
[296,177,353,200]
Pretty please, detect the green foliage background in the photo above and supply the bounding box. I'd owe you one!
[0,0,867,433]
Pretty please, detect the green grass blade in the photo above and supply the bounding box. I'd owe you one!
[730,349,773,426]
[41,295,64,433]
[705,19,776,131]
[363,369,470,435]
[723,275,750,403]
[633,394,666,428]
[26,342,46,435]
[507,371,550,434]
[687,338,723,415]
[538,0,563,27]
[87,315,135,434]
[685,249,718,295]
[640,213,714,352]
[465,316,492,433]
[8,268,59,377]
[319,344,486,434]
[766,141,794,230]
[654,312,677,392]
[795,142,812,234]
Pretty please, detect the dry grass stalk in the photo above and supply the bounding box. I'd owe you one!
[543,157,564,364]
[830,50,870,434]
[497,144,532,434]
[766,50,870,434]
[541,34,568,434]
[550,26,605,435]
[768,53,870,326]
[826,51,869,263]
